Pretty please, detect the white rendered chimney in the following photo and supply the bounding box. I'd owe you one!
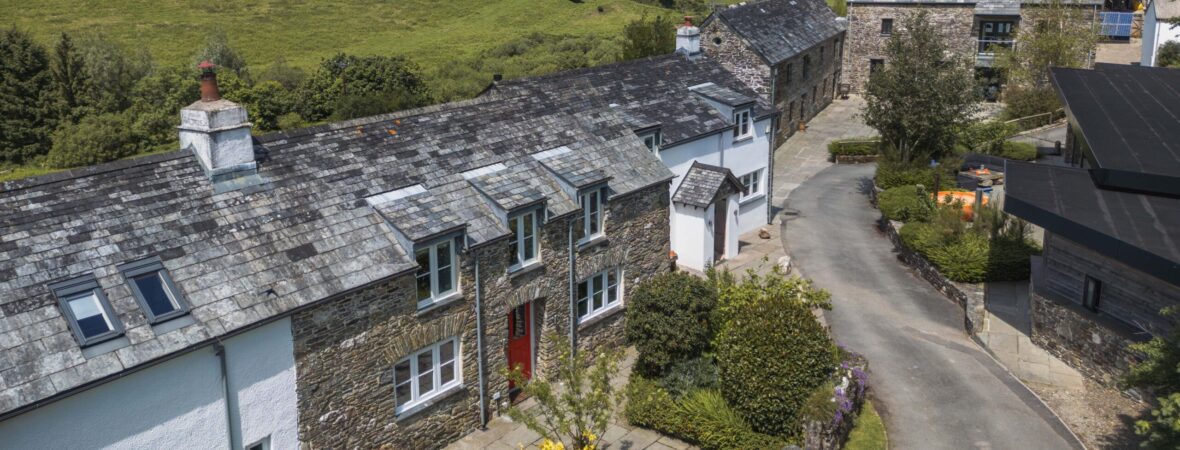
[676,16,701,58]
[179,61,255,179]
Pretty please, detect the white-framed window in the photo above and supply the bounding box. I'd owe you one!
[640,130,661,153]
[508,210,540,270]
[739,169,763,200]
[245,437,270,450]
[576,188,605,244]
[732,109,752,140]
[576,269,622,322]
[394,338,462,414]
[416,239,458,308]
[49,275,124,346]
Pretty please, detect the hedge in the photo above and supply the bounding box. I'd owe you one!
[899,222,1040,283]
[625,377,785,450]
[874,159,957,190]
[625,272,718,377]
[999,141,1037,161]
[878,185,934,222]
[828,137,881,157]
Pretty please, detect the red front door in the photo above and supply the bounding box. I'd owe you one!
[507,303,532,388]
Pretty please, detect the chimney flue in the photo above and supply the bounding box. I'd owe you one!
[198,60,221,102]
[676,16,702,58]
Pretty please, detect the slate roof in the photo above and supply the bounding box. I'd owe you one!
[672,162,744,208]
[1051,64,1180,196]
[689,82,755,107]
[707,0,847,65]
[493,54,776,147]
[0,90,672,416]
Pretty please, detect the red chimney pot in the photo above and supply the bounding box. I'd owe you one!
[198,60,221,102]
[682,16,694,27]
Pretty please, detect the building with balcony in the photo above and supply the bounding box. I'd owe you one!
[841,0,1101,92]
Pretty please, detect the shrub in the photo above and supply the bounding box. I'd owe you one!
[985,236,1039,281]
[1160,41,1180,68]
[925,232,990,283]
[625,378,786,450]
[874,158,956,190]
[828,137,881,157]
[658,355,719,398]
[958,121,1018,154]
[902,216,1040,283]
[878,185,934,222]
[999,140,1037,161]
[625,271,718,377]
[899,221,944,255]
[46,112,140,168]
[715,274,838,438]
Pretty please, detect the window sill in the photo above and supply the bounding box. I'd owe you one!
[577,303,625,331]
[576,235,608,252]
[509,260,545,278]
[738,193,766,206]
[81,335,130,359]
[416,292,464,316]
[732,135,754,144]
[395,384,466,421]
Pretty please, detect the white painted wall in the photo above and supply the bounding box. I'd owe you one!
[0,318,298,450]
[673,204,710,270]
[1142,4,1180,66]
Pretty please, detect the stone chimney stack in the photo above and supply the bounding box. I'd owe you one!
[676,16,701,58]
[179,61,256,181]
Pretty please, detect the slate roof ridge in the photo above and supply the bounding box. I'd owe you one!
[256,93,506,144]
[0,150,191,194]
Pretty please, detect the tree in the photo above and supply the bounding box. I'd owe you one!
[76,33,153,114]
[193,30,249,79]
[505,333,620,450]
[625,271,718,377]
[621,15,676,60]
[1158,41,1180,68]
[256,56,307,90]
[296,53,431,122]
[1123,308,1180,449]
[46,112,141,168]
[994,0,1098,118]
[50,32,88,122]
[0,27,54,163]
[861,11,979,164]
[127,65,200,153]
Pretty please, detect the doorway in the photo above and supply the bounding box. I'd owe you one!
[507,302,533,395]
[713,199,727,262]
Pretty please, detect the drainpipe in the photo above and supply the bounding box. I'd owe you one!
[474,251,488,428]
[767,65,780,225]
[568,218,577,355]
[214,341,238,450]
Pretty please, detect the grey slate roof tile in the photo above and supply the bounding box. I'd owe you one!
[712,0,847,65]
[672,162,744,208]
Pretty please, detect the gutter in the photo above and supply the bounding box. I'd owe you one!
[474,251,488,428]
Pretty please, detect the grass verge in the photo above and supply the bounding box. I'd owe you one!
[846,400,888,450]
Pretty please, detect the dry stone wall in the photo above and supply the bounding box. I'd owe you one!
[843,4,976,92]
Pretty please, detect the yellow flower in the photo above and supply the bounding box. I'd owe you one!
[539,439,565,450]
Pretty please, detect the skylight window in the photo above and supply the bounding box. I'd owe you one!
[50,275,123,346]
[119,257,188,324]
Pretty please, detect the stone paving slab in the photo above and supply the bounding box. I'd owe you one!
[980,282,1085,390]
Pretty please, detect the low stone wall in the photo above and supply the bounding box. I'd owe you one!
[1030,292,1147,389]
[880,218,986,334]
[801,352,869,450]
[833,154,880,164]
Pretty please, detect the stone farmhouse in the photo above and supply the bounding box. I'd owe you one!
[1004,64,1180,387]
[491,37,777,271]
[841,0,1101,93]
[0,63,675,448]
[700,0,848,145]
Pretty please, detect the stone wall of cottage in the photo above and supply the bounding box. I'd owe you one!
[701,20,773,97]
[843,4,976,92]
[1030,291,1146,388]
[290,182,671,449]
[773,33,846,144]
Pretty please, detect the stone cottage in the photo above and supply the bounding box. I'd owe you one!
[0,66,673,449]
[842,0,1101,93]
[1004,64,1180,387]
[700,0,848,144]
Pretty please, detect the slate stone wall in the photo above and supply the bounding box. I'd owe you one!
[843,4,976,92]
[1030,291,1146,388]
[880,218,986,334]
[701,21,773,97]
[290,182,671,449]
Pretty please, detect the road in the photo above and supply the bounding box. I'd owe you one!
[781,164,1080,450]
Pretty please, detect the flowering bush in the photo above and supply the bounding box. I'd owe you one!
[800,350,870,450]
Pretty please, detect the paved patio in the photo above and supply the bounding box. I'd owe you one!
[979,281,1085,389]
[772,95,875,210]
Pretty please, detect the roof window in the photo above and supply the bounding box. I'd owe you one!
[49,275,124,346]
[119,257,189,324]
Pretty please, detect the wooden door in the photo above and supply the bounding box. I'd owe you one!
[507,303,532,389]
[713,200,727,261]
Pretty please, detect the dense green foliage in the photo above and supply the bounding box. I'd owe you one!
[296,53,431,122]
[625,271,718,377]
[1157,41,1180,68]
[862,11,979,164]
[1123,308,1180,448]
[957,121,1017,154]
[657,356,719,398]
[899,206,1041,283]
[827,137,882,157]
[1,28,54,163]
[874,157,958,190]
[878,185,935,222]
[625,378,786,450]
[621,15,677,60]
[998,141,1037,161]
[715,273,839,438]
[46,112,141,168]
[994,0,1098,118]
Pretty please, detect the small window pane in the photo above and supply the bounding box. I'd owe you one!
[395,381,411,405]
[436,242,451,269]
[440,361,455,385]
[524,236,535,261]
[578,298,588,317]
[437,265,453,293]
[395,360,411,384]
[607,271,619,304]
[67,292,112,338]
[417,273,431,301]
[440,340,455,363]
[593,276,604,309]
[132,272,178,317]
[577,281,588,301]
[418,370,434,394]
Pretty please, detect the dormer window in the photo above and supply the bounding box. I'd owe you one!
[50,275,123,346]
[576,188,606,244]
[733,109,752,141]
[416,239,458,308]
[640,130,662,153]
[508,209,540,270]
[119,257,188,324]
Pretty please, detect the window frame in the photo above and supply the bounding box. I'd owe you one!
[577,188,606,244]
[1082,275,1102,312]
[739,169,763,201]
[49,275,124,347]
[415,238,460,308]
[881,18,894,36]
[393,337,462,414]
[118,257,189,324]
[576,269,623,323]
[732,108,753,141]
[802,55,812,80]
[508,209,541,271]
[245,437,270,450]
[639,130,662,153]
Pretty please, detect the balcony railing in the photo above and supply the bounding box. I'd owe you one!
[977,38,1015,55]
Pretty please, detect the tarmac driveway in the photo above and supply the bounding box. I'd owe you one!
[781,163,1081,450]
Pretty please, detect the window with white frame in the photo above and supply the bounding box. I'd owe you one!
[732,109,752,140]
[740,169,763,200]
[576,269,621,322]
[394,338,461,414]
[576,188,605,244]
[508,210,540,269]
[640,130,661,153]
[49,275,124,346]
[416,239,458,307]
